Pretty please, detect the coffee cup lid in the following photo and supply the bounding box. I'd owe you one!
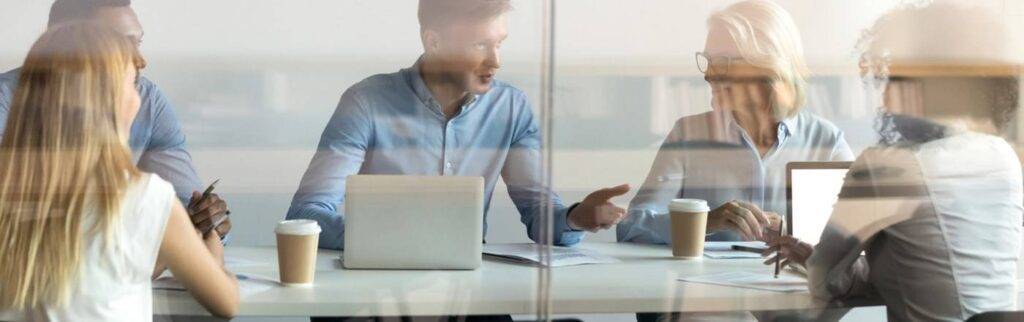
[668,199,710,213]
[275,219,321,235]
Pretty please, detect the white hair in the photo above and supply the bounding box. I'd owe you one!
[708,0,809,118]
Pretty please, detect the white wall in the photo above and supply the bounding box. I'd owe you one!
[0,1,905,66]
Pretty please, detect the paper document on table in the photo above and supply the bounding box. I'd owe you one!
[702,241,767,259]
[704,250,762,259]
[153,273,278,297]
[679,271,807,293]
[483,244,620,267]
[224,256,266,269]
[704,241,766,251]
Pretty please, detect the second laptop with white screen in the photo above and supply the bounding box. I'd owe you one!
[786,162,852,245]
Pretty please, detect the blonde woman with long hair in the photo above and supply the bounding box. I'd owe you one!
[0,22,237,321]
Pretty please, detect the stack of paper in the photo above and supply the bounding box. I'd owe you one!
[703,241,767,259]
[679,271,807,293]
[153,255,279,297]
[483,244,620,267]
[153,273,278,297]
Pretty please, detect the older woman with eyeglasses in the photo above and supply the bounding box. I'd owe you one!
[618,0,854,245]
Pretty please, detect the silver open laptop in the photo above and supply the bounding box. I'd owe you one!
[343,175,484,270]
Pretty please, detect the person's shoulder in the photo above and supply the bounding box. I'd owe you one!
[0,68,20,92]
[345,70,406,97]
[853,145,919,168]
[331,71,409,116]
[788,110,850,151]
[133,76,174,113]
[119,173,177,228]
[674,111,716,125]
[488,79,524,97]
[134,75,162,96]
[484,79,530,112]
[918,131,1020,170]
[793,110,844,136]
[134,172,176,205]
[667,110,720,136]
[924,131,1008,149]
[0,69,17,110]
[844,145,924,194]
[0,68,18,82]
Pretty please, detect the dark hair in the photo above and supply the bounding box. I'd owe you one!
[418,0,512,31]
[48,0,131,27]
[861,3,1020,146]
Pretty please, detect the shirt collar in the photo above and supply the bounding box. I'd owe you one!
[405,57,482,117]
[720,109,798,142]
[778,114,797,137]
[406,57,438,108]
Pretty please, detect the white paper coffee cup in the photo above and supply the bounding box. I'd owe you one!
[668,199,710,259]
[275,220,321,287]
[275,219,322,236]
[668,199,710,213]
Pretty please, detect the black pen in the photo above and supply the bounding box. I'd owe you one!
[774,221,783,278]
[200,179,220,202]
[731,244,768,253]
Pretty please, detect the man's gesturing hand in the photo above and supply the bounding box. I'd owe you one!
[567,184,631,232]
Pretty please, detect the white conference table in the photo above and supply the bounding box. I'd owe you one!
[153,242,872,318]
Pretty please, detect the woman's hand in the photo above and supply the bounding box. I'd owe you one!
[763,235,813,268]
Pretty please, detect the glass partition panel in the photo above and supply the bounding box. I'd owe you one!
[0,1,553,321]
[544,0,1023,321]
[1,1,1022,322]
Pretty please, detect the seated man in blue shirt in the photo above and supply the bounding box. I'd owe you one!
[287,0,630,250]
[0,0,231,237]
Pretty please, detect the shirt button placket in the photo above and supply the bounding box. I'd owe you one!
[443,119,455,175]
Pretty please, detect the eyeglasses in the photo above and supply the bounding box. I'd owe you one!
[696,51,735,74]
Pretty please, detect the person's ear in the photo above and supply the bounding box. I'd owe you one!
[422,29,441,55]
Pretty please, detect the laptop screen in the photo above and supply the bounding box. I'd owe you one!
[787,162,851,245]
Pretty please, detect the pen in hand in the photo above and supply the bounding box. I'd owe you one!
[199,179,220,201]
[774,220,784,279]
[731,244,768,253]
[194,179,227,236]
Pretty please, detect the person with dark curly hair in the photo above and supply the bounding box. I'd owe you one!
[766,3,1022,321]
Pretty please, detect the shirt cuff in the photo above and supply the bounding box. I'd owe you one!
[565,202,583,232]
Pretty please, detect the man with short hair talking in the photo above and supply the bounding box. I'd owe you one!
[287,0,629,253]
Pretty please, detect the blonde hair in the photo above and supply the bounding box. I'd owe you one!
[708,0,810,119]
[0,22,145,310]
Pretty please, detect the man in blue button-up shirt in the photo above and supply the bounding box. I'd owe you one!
[287,0,630,250]
[0,0,232,238]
